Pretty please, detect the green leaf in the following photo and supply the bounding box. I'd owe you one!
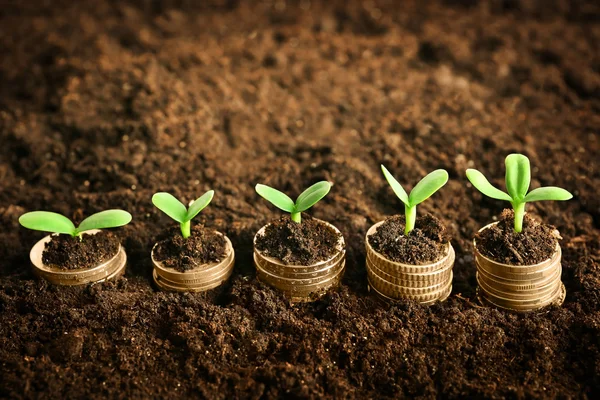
[408,169,449,206]
[185,190,214,221]
[76,210,132,233]
[152,193,188,223]
[466,169,513,201]
[255,184,296,213]
[524,187,573,202]
[505,154,530,201]
[19,211,77,235]
[381,165,409,206]
[295,181,331,212]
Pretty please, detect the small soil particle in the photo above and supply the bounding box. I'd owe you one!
[42,231,119,270]
[255,215,341,265]
[368,214,451,264]
[153,225,227,272]
[475,209,557,265]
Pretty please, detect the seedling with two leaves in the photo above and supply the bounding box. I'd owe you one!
[19,210,132,239]
[255,181,331,223]
[152,190,214,239]
[381,165,449,235]
[466,153,572,233]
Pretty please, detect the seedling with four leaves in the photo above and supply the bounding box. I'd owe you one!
[381,165,449,235]
[152,190,214,238]
[19,210,132,239]
[466,153,572,233]
[255,181,331,223]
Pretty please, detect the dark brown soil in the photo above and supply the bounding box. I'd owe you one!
[255,215,341,265]
[475,209,558,265]
[368,214,451,264]
[1,0,600,398]
[153,225,227,272]
[42,231,119,270]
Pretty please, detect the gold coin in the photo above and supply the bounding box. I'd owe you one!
[253,220,346,275]
[477,272,559,301]
[152,234,235,282]
[157,256,235,288]
[477,283,565,312]
[254,252,344,286]
[476,264,561,292]
[31,232,127,286]
[475,254,559,281]
[367,268,451,295]
[366,258,453,287]
[479,281,561,308]
[473,224,560,274]
[254,248,345,279]
[369,280,452,305]
[153,266,234,292]
[257,260,345,294]
[368,275,452,302]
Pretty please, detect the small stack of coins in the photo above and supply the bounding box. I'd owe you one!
[30,231,127,285]
[253,221,346,302]
[475,234,565,312]
[365,222,454,305]
[152,234,235,292]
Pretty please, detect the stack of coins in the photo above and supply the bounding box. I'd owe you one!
[365,221,454,305]
[253,221,346,302]
[475,229,565,312]
[30,230,127,285]
[152,234,235,292]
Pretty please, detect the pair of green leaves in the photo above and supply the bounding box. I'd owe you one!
[19,210,132,237]
[255,181,331,223]
[381,166,449,235]
[466,154,572,232]
[152,190,214,238]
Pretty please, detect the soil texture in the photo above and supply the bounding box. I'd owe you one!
[255,215,341,265]
[42,231,119,270]
[1,0,600,398]
[475,209,558,265]
[368,214,451,264]
[154,225,227,272]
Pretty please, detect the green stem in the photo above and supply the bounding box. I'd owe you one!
[181,220,191,239]
[291,211,301,223]
[513,202,525,233]
[405,204,416,235]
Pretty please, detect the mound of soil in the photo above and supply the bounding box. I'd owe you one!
[42,231,119,270]
[475,209,558,265]
[0,0,599,398]
[368,214,451,264]
[255,215,341,265]
[153,225,227,272]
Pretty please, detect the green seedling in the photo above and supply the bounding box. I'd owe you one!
[19,210,132,240]
[152,190,214,238]
[381,165,449,235]
[466,153,572,233]
[255,181,331,223]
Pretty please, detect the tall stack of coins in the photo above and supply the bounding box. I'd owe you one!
[475,225,565,312]
[365,221,454,305]
[152,233,235,292]
[30,230,127,285]
[253,221,346,302]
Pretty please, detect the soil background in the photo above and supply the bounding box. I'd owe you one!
[1,0,599,398]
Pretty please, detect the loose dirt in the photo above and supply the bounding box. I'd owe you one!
[43,230,119,270]
[1,0,599,398]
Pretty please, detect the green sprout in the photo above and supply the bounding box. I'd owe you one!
[152,190,214,238]
[381,165,449,235]
[255,181,331,223]
[466,153,573,233]
[19,210,132,239]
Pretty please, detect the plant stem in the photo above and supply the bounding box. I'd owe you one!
[405,204,416,235]
[291,211,301,223]
[513,202,525,233]
[181,220,191,239]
